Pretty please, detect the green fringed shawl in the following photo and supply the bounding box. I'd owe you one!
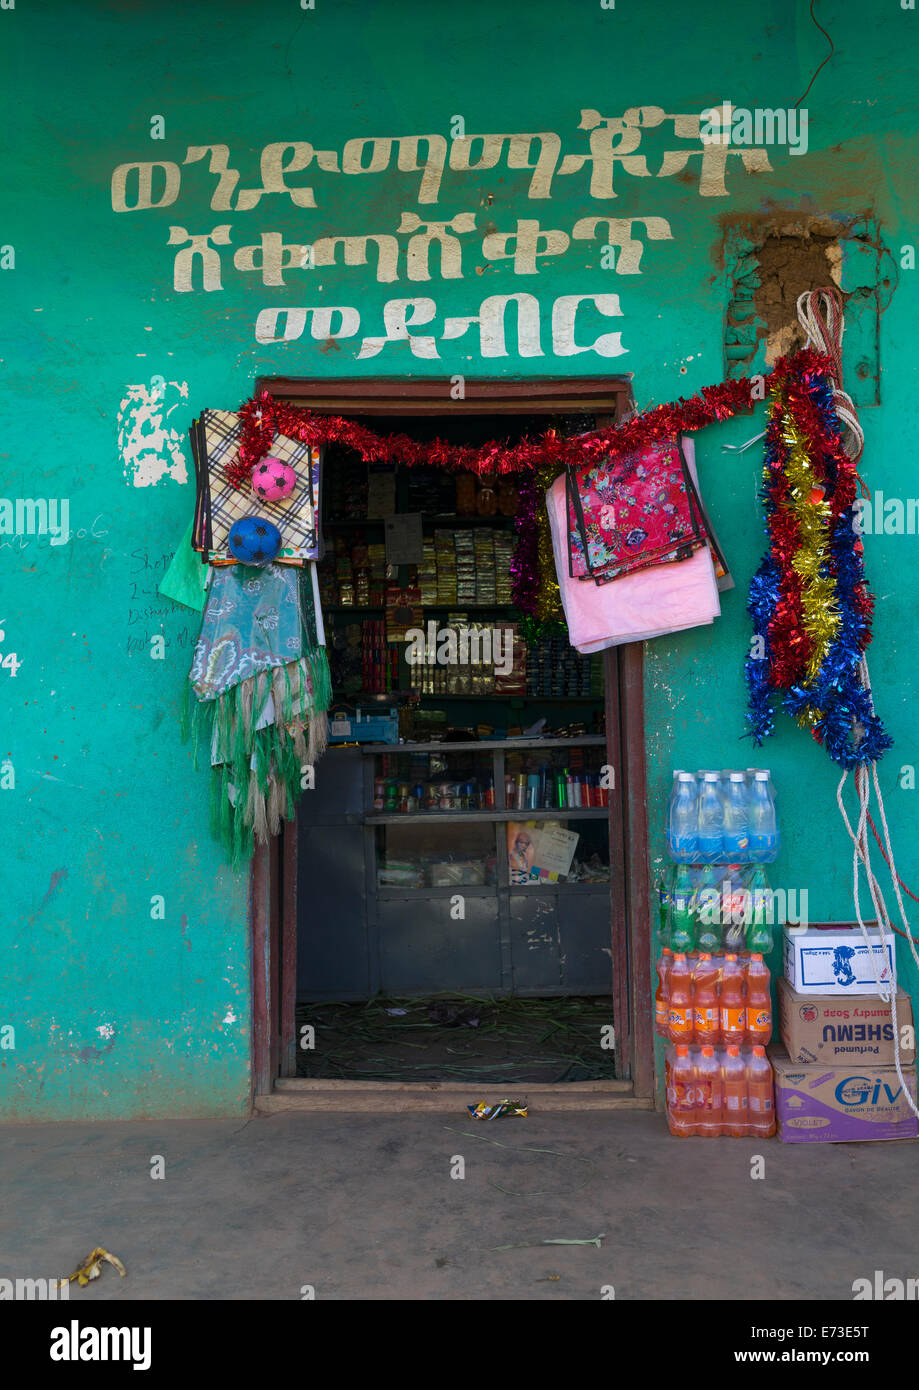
[184,563,331,866]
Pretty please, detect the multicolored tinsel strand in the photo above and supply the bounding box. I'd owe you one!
[745,356,890,768]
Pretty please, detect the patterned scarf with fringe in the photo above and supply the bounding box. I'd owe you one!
[185,563,331,864]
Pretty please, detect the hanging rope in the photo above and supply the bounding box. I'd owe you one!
[799,287,919,1116]
[835,751,919,1120]
[796,288,868,488]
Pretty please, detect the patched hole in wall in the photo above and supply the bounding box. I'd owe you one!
[721,213,885,406]
[755,227,842,362]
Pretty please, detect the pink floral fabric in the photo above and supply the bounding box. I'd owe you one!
[567,435,703,583]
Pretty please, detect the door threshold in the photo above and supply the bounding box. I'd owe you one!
[255,1078,652,1113]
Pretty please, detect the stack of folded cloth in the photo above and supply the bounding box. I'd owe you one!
[548,435,723,652]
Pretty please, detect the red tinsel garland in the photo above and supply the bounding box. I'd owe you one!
[225,350,837,488]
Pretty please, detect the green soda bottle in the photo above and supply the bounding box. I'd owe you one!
[658,867,673,949]
[669,864,696,954]
[694,864,722,954]
[745,866,774,953]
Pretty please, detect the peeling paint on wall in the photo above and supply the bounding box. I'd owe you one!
[117,382,190,487]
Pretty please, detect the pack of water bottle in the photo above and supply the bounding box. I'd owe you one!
[667,768,779,863]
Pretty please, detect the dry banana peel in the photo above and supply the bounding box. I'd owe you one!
[63,1247,127,1287]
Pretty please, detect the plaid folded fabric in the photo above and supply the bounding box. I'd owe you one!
[567,435,704,584]
[192,410,321,566]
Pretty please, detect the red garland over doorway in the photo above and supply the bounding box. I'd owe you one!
[226,349,836,487]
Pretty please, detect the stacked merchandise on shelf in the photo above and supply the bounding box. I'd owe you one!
[658,767,780,1138]
[494,532,515,605]
[455,530,476,605]
[325,454,367,521]
[526,631,597,699]
[408,617,507,697]
[474,530,496,605]
[771,922,918,1143]
[434,529,458,604]
[320,532,387,608]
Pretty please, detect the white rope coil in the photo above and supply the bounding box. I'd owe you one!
[796,289,865,466]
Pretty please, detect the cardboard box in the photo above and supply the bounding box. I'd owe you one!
[771,1047,918,1143]
[778,978,915,1066]
[783,924,895,995]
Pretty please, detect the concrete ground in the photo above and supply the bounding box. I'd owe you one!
[2,1109,917,1300]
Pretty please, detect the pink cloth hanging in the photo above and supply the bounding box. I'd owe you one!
[546,472,721,653]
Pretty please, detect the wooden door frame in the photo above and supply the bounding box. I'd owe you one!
[248,375,654,1105]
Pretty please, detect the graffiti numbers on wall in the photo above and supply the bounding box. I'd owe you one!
[0,618,21,678]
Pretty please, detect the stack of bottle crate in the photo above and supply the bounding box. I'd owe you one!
[657,768,780,1139]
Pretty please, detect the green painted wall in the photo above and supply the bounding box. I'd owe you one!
[2,0,917,1118]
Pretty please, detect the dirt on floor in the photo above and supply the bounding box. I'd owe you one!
[296,995,618,1084]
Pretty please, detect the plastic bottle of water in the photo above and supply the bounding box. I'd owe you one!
[747,770,778,861]
[668,772,698,861]
[721,771,750,860]
[697,772,724,863]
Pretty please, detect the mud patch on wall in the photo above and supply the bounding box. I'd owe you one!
[719,212,886,403]
[754,225,842,360]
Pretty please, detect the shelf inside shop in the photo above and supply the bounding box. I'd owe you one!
[331,691,603,704]
[325,604,520,614]
[363,737,607,752]
[366,809,610,824]
[376,880,610,898]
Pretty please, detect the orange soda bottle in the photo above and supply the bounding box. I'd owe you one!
[745,953,772,1046]
[668,953,694,1043]
[692,952,721,1045]
[654,948,673,1038]
[667,1044,698,1137]
[748,1045,776,1137]
[720,953,747,1044]
[722,1044,748,1137]
[697,1044,723,1137]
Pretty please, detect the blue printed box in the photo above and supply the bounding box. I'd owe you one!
[783,924,895,996]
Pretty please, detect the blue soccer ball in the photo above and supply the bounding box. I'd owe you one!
[228,516,282,565]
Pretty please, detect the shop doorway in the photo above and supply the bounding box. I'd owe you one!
[249,377,654,1109]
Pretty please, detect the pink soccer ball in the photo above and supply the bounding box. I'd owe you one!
[252,457,296,502]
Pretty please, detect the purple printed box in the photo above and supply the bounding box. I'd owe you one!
[771,1047,918,1143]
